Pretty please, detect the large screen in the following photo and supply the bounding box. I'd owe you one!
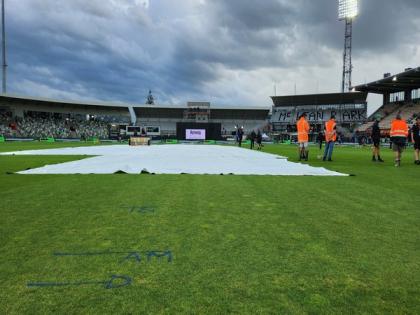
[186,129,206,140]
[176,123,221,141]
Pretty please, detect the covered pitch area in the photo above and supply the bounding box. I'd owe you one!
[2,144,345,176]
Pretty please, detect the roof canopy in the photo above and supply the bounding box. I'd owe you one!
[354,67,420,94]
[0,94,269,112]
[271,92,367,107]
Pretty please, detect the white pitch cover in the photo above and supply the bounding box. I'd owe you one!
[1,145,347,176]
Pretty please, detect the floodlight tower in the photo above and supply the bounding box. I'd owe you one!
[1,0,6,94]
[338,0,359,93]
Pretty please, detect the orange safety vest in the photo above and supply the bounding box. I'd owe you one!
[325,119,337,142]
[296,117,310,142]
[390,119,408,138]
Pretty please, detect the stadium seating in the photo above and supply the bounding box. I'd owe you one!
[356,102,420,133]
[0,115,109,139]
[0,113,15,137]
[356,103,401,132]
[0,111,270,140]
[95,115,130,124]
[373,103,401,120]
[355,121,374,133]
[379,103,420,129]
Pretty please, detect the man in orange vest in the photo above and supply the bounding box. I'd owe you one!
[390,113,409,167]
[323,115,337,161]
[296,113,310,161]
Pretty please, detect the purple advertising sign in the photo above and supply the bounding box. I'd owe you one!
[186,129,206,140]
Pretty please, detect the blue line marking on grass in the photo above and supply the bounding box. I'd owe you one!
[27,275,132,289]
[120,251,142,264]
[105,275,132,289]
[28,282,68,287]
[125,205,156,214]
[147,250,173,263]
[53,250,173,263]
[53,251,127,257]
[27,280,104,287]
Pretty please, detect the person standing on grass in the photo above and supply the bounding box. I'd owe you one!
[371,119,384,162]
[411,116,420,165]
[317,131,323,150]
[390,113,409,167]
[323,115,337,162]
[256,130,263,150]
[250,130,256,150]
[296,113,310,161]
[235,126,240,146]
[237,127,244,147]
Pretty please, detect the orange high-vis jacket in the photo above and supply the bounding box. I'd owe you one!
[390,119,408,138]
[325,119,337,142]
[296,117,310,142]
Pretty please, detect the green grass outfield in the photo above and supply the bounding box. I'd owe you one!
[0,141,419,314]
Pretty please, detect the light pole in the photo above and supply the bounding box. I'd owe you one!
[1,0,6,94]
[338,0,359,93]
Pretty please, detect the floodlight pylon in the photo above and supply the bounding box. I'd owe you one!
[341,18,353,93]
[1,0,6,94]
[338,0,358,93]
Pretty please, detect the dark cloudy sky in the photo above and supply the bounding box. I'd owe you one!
[6,0,420,110]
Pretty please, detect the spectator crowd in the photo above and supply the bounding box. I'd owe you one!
[0,112,109,139]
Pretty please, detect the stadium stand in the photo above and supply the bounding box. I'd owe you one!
[374,103,401,119]
[0,95,269,140]
[0,113,109,139]
[357,103,407,131]
[0,112,14,137]
[355,67,420,134]
[270,92,368,142]
[378,103,420,129]
[355,121,374,133]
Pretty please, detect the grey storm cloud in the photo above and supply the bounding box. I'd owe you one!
[5,0,420,106]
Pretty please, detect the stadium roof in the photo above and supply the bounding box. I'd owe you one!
[0,94,270,112]
[354,66,420,94]
[271,92,367,107]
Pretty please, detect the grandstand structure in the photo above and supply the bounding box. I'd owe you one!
[270,92,368,141]
[355,66,420,134]
[0,94,269,140]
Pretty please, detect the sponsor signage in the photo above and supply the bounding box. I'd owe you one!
[186,129,206,140]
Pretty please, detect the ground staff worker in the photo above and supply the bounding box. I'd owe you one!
[297,113,310,161]
[250,130,256,150]
[390,113,409,167]
[371,119,384,162]
[323,115,337,161]
[317,131,323,150]
[411,116,420,165]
